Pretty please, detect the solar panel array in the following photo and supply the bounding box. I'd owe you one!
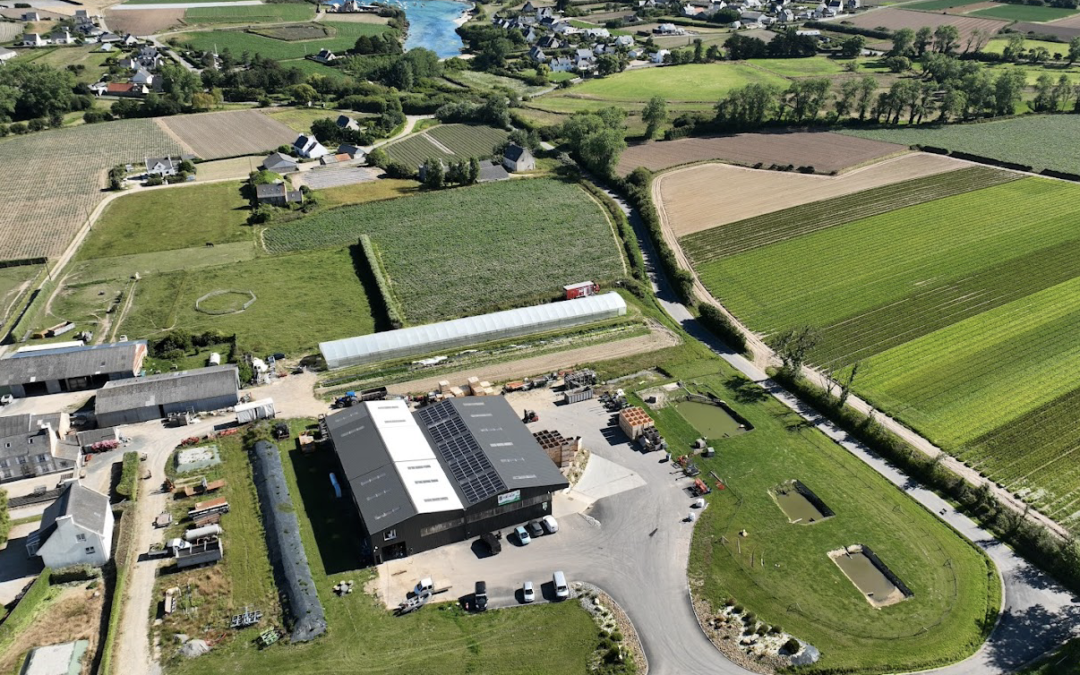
[418,401,507,505]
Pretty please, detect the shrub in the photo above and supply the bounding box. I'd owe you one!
[115,451,140,500]
[52,564,102,583]
[744,612,756,624]
[725,597,736,606]
[783,637,801,654]
[698,304,749,356]
[610,630,623,642]
[756,625,768,635]
[732,605,743,614]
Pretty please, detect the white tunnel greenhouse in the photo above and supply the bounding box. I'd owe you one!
[320,292,628,370]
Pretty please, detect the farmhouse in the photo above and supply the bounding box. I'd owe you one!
[50,30,75,45]
[0,413,80,483]
[107,82,147,97]
[145,156,177,176]
[336,114,360,131]
[94,365,240,427]
[26,482,113,568]
[0,341,146,398]
[98,33,122,43]
[327,397,569,563]
[293,134,329,159]
[21,34,47,48]
[256,181,303,206]
[502,144,535,172]
[262,152,298,173]
[320,292,627,369]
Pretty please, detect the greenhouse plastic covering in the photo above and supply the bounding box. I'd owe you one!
[320,292,628,370]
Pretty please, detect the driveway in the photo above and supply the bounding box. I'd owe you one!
[0,523,46,607]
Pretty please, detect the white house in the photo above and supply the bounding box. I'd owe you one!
[614,34,634,47]
[551,56,574,72]
[145,155,178,176]
[21,34,48,48]
[336,114,360,131]
[529,45,547,62]
[583,27,610,38]
[652,49,670,63]
[778,8,794,22]
[131,69,154,86]
[50,30,75,45]
[21,11,39,21]
[313,48,336,63]
[502,144,535,172]
[293,134,329,159]
[26,482,113,569]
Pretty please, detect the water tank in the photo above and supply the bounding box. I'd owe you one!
[184,524,222,541]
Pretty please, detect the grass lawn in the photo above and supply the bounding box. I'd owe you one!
[263,178,626,324]
[119,247,378,355]
[445,69,550,96]
[0,264,40,319]
[970,2,1079,20]
[643,369,997,673]
[1021,639,1080,675]
[264,107,358,133]
[76,182,252,260]
[168,420,600,675]
[531,63,789,113]
[315,177,420,208]
[12,46,110,84]
[177,22,390,60]
[183,3,315,24]
[748,56,847,77]
[982,37,1072,57]
[278,58,353,80]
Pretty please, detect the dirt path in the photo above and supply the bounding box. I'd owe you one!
[380,325,681,396]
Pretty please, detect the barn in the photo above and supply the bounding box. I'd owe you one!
[94,365,240,428]
[0,341,147,398]
[326,397,569,563]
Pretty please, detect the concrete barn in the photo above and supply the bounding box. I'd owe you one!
[26,482,113,568]
[327,397,569,563]
[0,413,80,483]
[0,341,146,398]
[94,365,240,427]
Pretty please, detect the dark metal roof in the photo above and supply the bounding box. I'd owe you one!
[0,341,146,387]
[503,144,531,163]
[37,482,110,543]
[95,365,238,415]
[417,401,506,506]
[0,413,62,439]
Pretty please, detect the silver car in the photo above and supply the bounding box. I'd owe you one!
[522,581,535,603]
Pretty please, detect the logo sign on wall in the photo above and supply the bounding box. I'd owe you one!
[498,490,521,506]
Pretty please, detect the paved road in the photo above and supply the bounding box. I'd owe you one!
[599,184,1080,673]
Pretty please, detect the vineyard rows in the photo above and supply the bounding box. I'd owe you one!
[681,166,1016,264]
[263,178,624,323]
[384,124,508,167]
[0,119,181,260]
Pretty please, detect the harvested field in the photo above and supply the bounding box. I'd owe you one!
[0,22,22,41]
[837,8,1008,41]
[195,155,264,181]
[159,109,296,160]
[104,8,184,35]
[661,154,965,237]
[1010,20,1080,38]
[250,22,329,40]
[0,118,180,260]
[0,8,64,20]
[615,130,906,177]
[1048,12,1080,27]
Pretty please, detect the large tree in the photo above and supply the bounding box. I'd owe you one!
[642,94,667,139]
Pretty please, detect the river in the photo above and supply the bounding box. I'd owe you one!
[400,0,469,58]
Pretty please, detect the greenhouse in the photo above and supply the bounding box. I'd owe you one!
[320,292,628,370]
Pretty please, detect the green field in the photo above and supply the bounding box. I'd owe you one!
[119,248,378,354]
[970,2,1079,20]
[170,420,599,675]
[531,63,789,114]
[264,106,360,133]
[643,372,997,673]
[77,182,252,260]
[840,115,1080,174]
[748,57,847,77]
[446,69,551,96]
[982,37,1072,57]
[278,58,352,80]
[0,264,40,328]
[688,175,1080,525]
[903,0,987,10]
[183,3,315,24]
[383,124,509,166]
[178,22,390,60]
[263,178,625,323]
[12,46,110,84]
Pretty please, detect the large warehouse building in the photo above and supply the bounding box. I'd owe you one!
[95,365,240,428]
[0,341,147,397]
[319,292,627,369]
[326,397,569,563]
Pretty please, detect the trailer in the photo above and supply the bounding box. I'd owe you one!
[564,387,593,404]
[563,281,599,300]
[185,524,223,541]
[188,497,229,521]
[236,398,276,424]
[175,538,223,569]
[179,477,226,498]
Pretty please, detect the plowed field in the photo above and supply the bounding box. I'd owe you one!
[839,8,1007,42]
[104,8,184,35]
[159,109,296,160]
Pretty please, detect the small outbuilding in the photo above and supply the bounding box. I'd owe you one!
[262,151,298,173]
[94,365,240,428]
[255,182,303,206]
[26,482,113,568]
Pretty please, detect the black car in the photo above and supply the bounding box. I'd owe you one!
[479,531,502,555]
[526,520,544,539]
[474,581,488,611]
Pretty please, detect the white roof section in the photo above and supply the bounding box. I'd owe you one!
[396,459,463,512]
[15,341,85,354]
[235,398,274,413]
[321,292,628,369]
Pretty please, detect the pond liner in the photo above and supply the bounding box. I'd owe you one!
[791,480,835,519]
[252,440,327,643]
[860,545,914,600]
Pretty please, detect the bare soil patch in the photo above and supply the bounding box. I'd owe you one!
[1011,20,1080,37]
[104,8,184,35]
[318,12,389,23]
[1045,13,1080,27]
[838,8,1007,42]
[616,130,906,177]
[159,110,297,160]
[657,153,964,237]
[0,586,106,675]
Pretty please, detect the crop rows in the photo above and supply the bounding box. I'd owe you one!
[181,21,388,61]
[682,166,1016,264]
[262,179,624,323]
[0,119,181,260]
[384,124,508,167]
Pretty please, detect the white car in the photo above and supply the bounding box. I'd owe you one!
[0,394,12,406]
[522,581,535,603]
[514,525,531,545]
[541,515,559,534]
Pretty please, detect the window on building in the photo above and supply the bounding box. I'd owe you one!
[76,533,86,542]
[384,530,397,541]
[85,546,96,555]
[37,454,48,463]
[17,456,26,465]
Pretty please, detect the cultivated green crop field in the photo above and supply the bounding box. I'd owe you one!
[263,178,625,323]
[840,115,1080,174]
[643,371,997,673]
[686,174,1080,524]
[384,124,508,166]
[178,22,389,60]
[183,3,315,24]
[903,0,987,11]
[748,57,847,77]
[970,2,1079,20]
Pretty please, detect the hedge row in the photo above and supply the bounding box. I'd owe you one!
[580,180,648,285]
[620,168,697,305]
[697,304,749,356]
[0,569,52,647]
[115,452,140,501]
[0,489,8,548]
[50,564,102,584]
[358,235,405,329]
[98,508,134,675]
[774,369,1080,598]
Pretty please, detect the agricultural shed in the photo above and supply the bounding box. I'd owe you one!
[0,341,147,398]
[94,365,240,428]
[327,397,568,563]
[251,440,326,642]
[320,292,627,369]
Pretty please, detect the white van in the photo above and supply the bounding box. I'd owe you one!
[541,515,559,534]
[553,571,569,600]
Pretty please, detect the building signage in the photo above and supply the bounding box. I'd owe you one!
[498,490,521,506]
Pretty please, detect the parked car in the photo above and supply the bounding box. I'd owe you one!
[474,581,488,611]
[553,571,569,600]
[526,520,544,539]
[522,581,535,603]
[514,525,531,545]
[0,394,12,406]
[541,515,559,534]
[479,531,502,555]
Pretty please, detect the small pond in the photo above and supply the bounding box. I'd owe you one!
[675,400,747,439]
[829,547,909,608]
[774,488,828,524]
